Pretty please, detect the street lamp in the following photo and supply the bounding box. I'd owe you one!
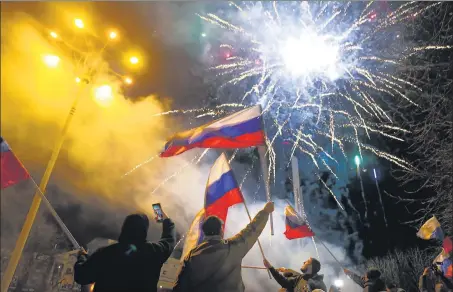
[124,77,133,85]
[108,30,118,40]
[129,56,139,65]
[74,18,84,29]
[1,18,138,292]
[43,54,60,68]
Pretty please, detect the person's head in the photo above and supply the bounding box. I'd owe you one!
[118,214,149,244]
[202,216,224,237]
[386,282,397,292]
[365,268,381,281]
[301,257,321,275]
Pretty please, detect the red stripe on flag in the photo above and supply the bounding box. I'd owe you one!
[205,188,244,222]
[443,237,453,255]
[1,151,30,189]
[160,131,265,157]
[284,224,314,240]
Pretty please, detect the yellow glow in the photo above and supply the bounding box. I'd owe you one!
[94,85,113,107]
[74,18,84,29]
[75,77,81,83]
[129,56,139,65]
[43,55,60,68]
[124,77,133,85]
[50,31,58,39]
[109,31,118,40]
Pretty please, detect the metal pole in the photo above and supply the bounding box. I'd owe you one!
[291,156,301,215]
[1,91,82,292]
[258,146,274,236]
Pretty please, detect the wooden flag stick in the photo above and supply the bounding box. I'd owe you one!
[241,265,268,270]
[258,146,274,236]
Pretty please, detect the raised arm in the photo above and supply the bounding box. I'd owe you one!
[152,217,176,264]
[228,202,273,258]
[264,259,298,289]
[344,268,365,288]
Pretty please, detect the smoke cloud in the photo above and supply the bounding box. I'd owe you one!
[1,7,362,291]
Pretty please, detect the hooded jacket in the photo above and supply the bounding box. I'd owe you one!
[268,267,327,292]
[172,209,269,292]
[74,214,176,292]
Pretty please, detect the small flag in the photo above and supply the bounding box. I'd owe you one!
[1,137,30,189]
[204,153,244,223]
[416,216,444,240]
[443,237,453,255]
[284,205,314,240]
[181,209,205,261]
[433,249,452,279]
[160,105,265,157]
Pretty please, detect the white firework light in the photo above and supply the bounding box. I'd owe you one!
[133,2,450,210]
[195,2,450,172]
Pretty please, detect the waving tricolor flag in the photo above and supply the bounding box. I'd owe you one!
[433,249,453,279]
[160,105,265,157]
[417,216,452,254]
[284,205,314,240]
[1,137,30,189]
[182,153,244,259]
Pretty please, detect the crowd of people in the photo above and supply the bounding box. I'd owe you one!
[73,203,453,292]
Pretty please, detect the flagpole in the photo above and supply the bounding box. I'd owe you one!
[1,90,82,292]
[258,146,274,236]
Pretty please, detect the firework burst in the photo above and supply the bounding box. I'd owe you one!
[129,2,450,213]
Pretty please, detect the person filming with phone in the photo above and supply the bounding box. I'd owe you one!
[74,204,176,292]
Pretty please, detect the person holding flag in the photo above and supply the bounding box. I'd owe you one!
[160,105,275,235]
[173,153,274,292]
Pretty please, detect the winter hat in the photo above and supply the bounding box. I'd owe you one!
[311,258,321,274]
[366,268,382,279]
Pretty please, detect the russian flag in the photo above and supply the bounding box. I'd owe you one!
[416,216,444,240]
[204,153,244,222]
[181,153,244,260]
[160,105,265,157]
[284,205,314,240]
[1,137,30,189]
[433,249,453,279]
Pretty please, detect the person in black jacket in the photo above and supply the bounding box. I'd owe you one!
[344,268,386,292]
[74,209,176,292]
[263,257,327,292]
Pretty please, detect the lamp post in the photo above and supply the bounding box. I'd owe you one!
[1,19,136,292]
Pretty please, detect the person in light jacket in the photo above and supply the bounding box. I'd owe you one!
[172,202,274,292]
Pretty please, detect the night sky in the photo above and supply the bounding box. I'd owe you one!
[1,1,450,264]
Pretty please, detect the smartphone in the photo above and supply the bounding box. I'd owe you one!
[152,203,164,223]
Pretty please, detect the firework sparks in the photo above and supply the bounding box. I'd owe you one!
[125,2,448,219]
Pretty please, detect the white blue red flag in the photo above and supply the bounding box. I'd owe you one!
[1,137,29,189]
[284,205,314,240]
[181,153,244,260]
[204,153,244,222]
[160,105,265,157]
[433,249,453,279]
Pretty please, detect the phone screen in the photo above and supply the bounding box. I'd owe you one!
[152,203,163,222]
